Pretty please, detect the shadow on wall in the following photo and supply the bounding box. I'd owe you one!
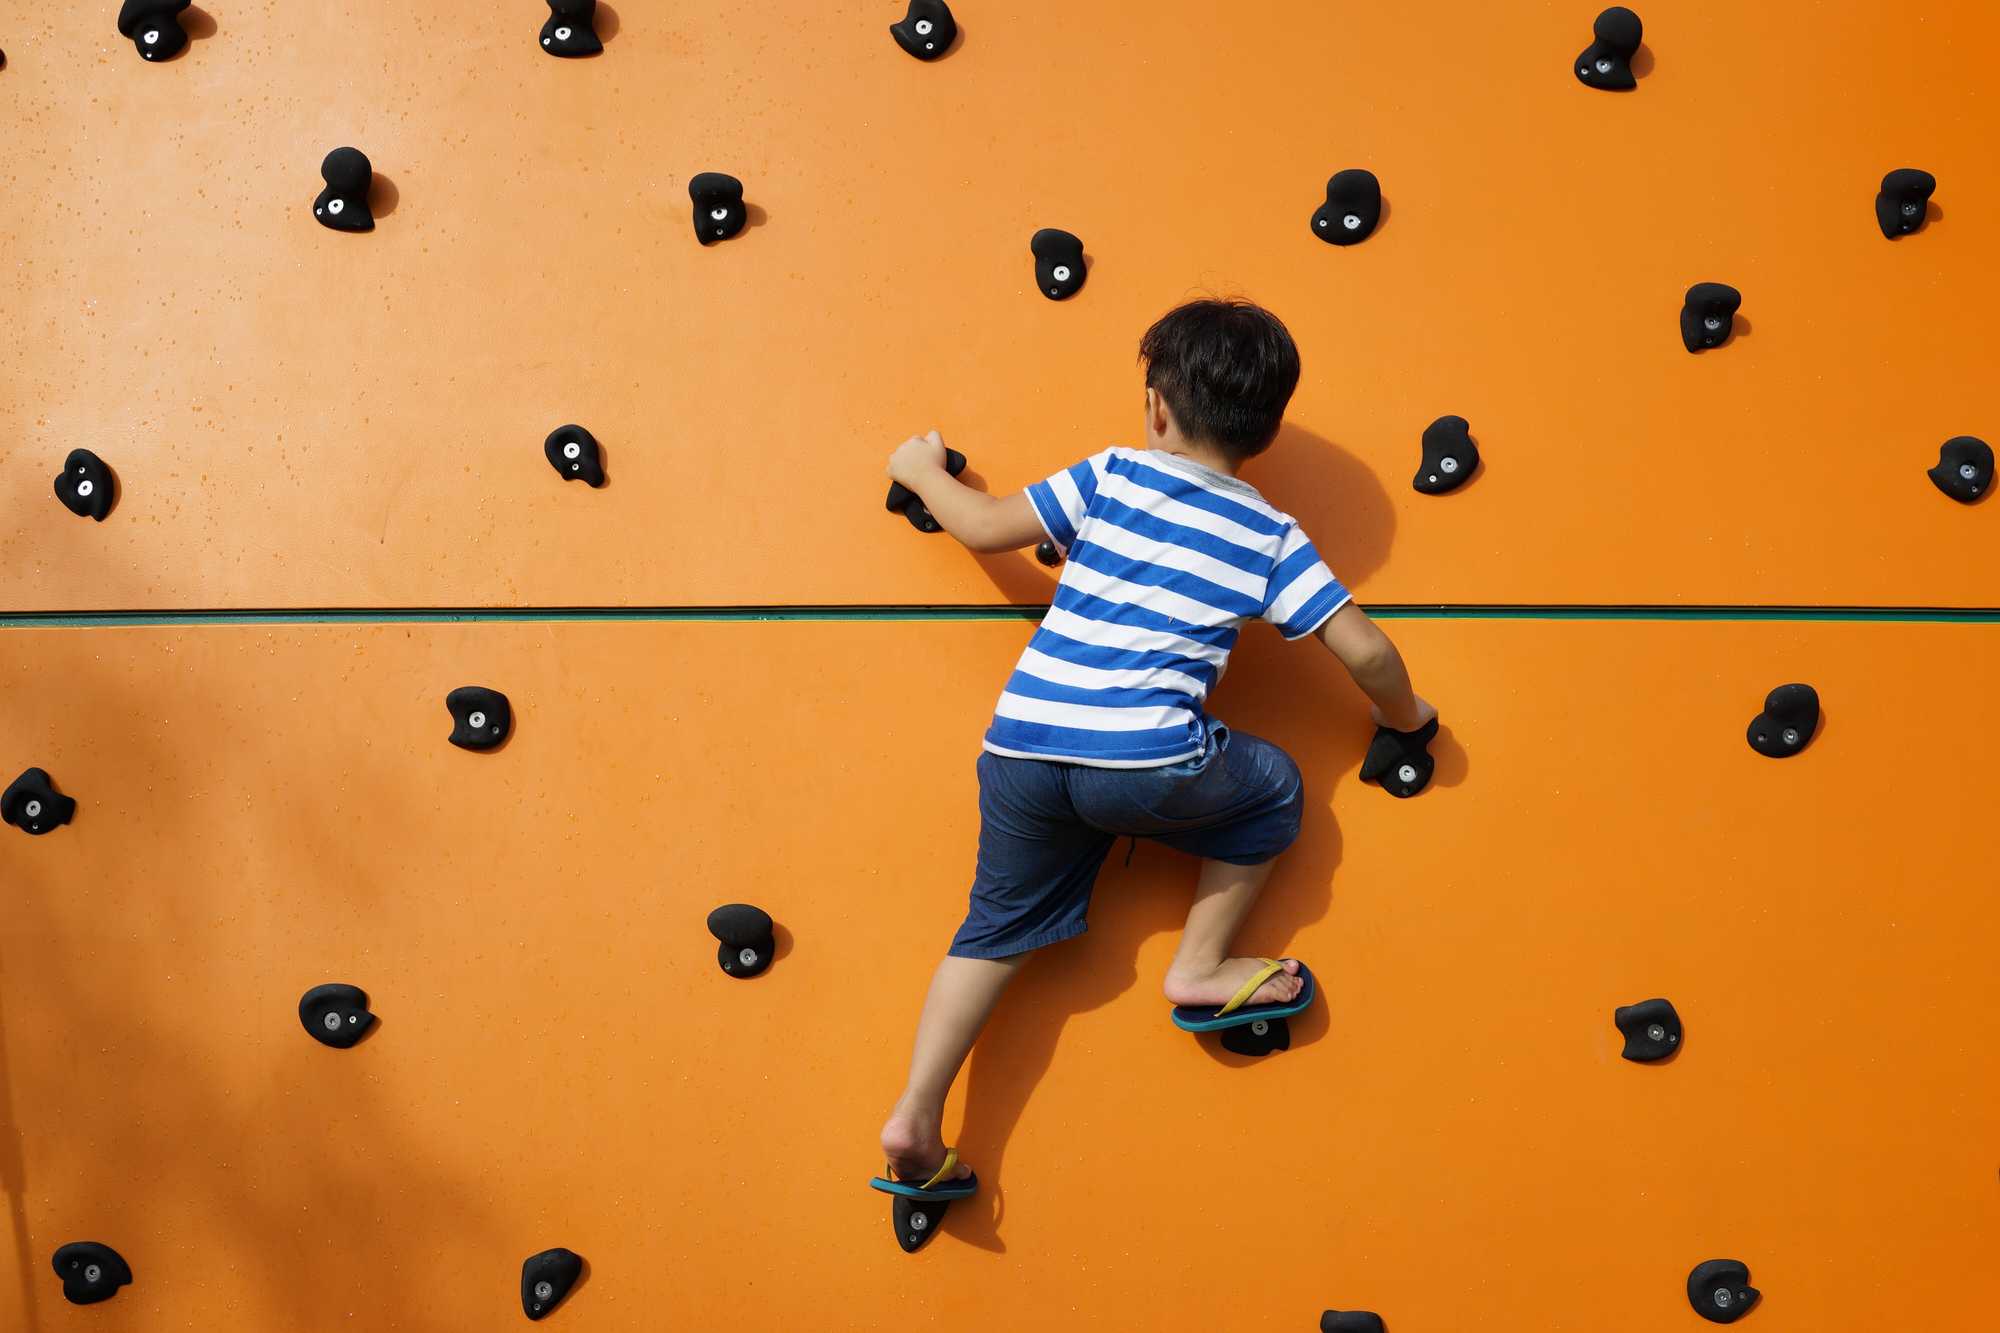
[1246,422,1397,593]
[962,423,1398,608]
[0,982,32,1333]
[0,676,501,1331]
[0,892,500,1332]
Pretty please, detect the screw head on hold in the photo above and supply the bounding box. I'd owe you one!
[909,1211,928,1231]
[535,1280,553,1301]
[1439,456,1459,474]
[322,1012,342,1032]
[1396,763,1419,785]
[1250,1019,1270,1036]
[83,1264,102,1283]
[737,947,759,968]
[1781,727,1800,746]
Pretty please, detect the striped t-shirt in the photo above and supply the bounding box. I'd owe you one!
[984,447,1352,768]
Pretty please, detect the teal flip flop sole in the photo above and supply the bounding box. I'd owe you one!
[868,1169,980,1202]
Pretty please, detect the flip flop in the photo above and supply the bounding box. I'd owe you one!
[1170,958,1317,1033]
[868,1147,980,1201]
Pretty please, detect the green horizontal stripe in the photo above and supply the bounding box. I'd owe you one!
[5,604,2000,629]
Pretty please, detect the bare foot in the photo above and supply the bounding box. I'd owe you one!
[1163,956,1304,1009]
[880,1104,973,1186]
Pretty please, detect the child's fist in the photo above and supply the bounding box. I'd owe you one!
[887,430,948,488]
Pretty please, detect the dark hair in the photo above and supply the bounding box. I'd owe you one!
[1138,299,1300,461]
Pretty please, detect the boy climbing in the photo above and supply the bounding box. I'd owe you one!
[875,299,1434,1208]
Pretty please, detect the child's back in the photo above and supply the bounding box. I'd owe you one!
[987,444,1349,769]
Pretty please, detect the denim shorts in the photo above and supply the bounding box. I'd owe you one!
[947,718,1305,959]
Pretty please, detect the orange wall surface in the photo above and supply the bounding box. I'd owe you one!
[4,1,2000,1331]
[2,621,1998,1330]
[1,1,1997,609]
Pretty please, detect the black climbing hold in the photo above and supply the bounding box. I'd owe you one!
[540,0,601,57]
[521,1247,583,1320]
[1035,539,1063,567]
[299,983,374,1048]
[3,768,75,836]
[1220,1017,1290,1057]
[51,1242,131,1305]
[1927,435,1990,504]
[1681,283,1740,353]
[54,447,116,520]
[314,147,375,232]
[885,446,967,533]
[1030,228,1086,300]
[890,0,956,60]
[1311,169,1381,246]
[1320,1313,1386,1333]
[446,686,512,751]
[117,0,189,61]
[1359,717,1439,798]
[690,172,747,245]
[1875,168,1936,239]
[544,425,605,487]
[1687,1259,1759,1324]
[892,1194,948,1253]
[707,903,775,978]
[1746,684,1818,759]
[1614,997,1681,1062]
[1412,415,1478,495]
[1575,6,1642,90]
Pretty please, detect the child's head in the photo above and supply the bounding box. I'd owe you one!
[1138,299,1300,464]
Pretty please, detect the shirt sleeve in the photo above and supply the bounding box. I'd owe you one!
[1025,451,1110,552]
[1261,524,1352,639]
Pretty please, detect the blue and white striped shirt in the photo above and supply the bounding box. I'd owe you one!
[984,447,1352,768]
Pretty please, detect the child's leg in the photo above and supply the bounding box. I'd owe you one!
[880,954,1024,1181]
[1161,856,1305,1008]
[879,752,1112,1179]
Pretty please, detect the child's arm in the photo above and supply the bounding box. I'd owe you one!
[1316,602,1436,733]
[887,431,1049,553]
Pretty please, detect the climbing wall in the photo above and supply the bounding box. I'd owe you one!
[3,2,1998,1331]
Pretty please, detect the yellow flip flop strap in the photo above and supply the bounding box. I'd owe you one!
[883,1148,963,1190]
[1216,958,1286,1018]
[919,1148,960,1192]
